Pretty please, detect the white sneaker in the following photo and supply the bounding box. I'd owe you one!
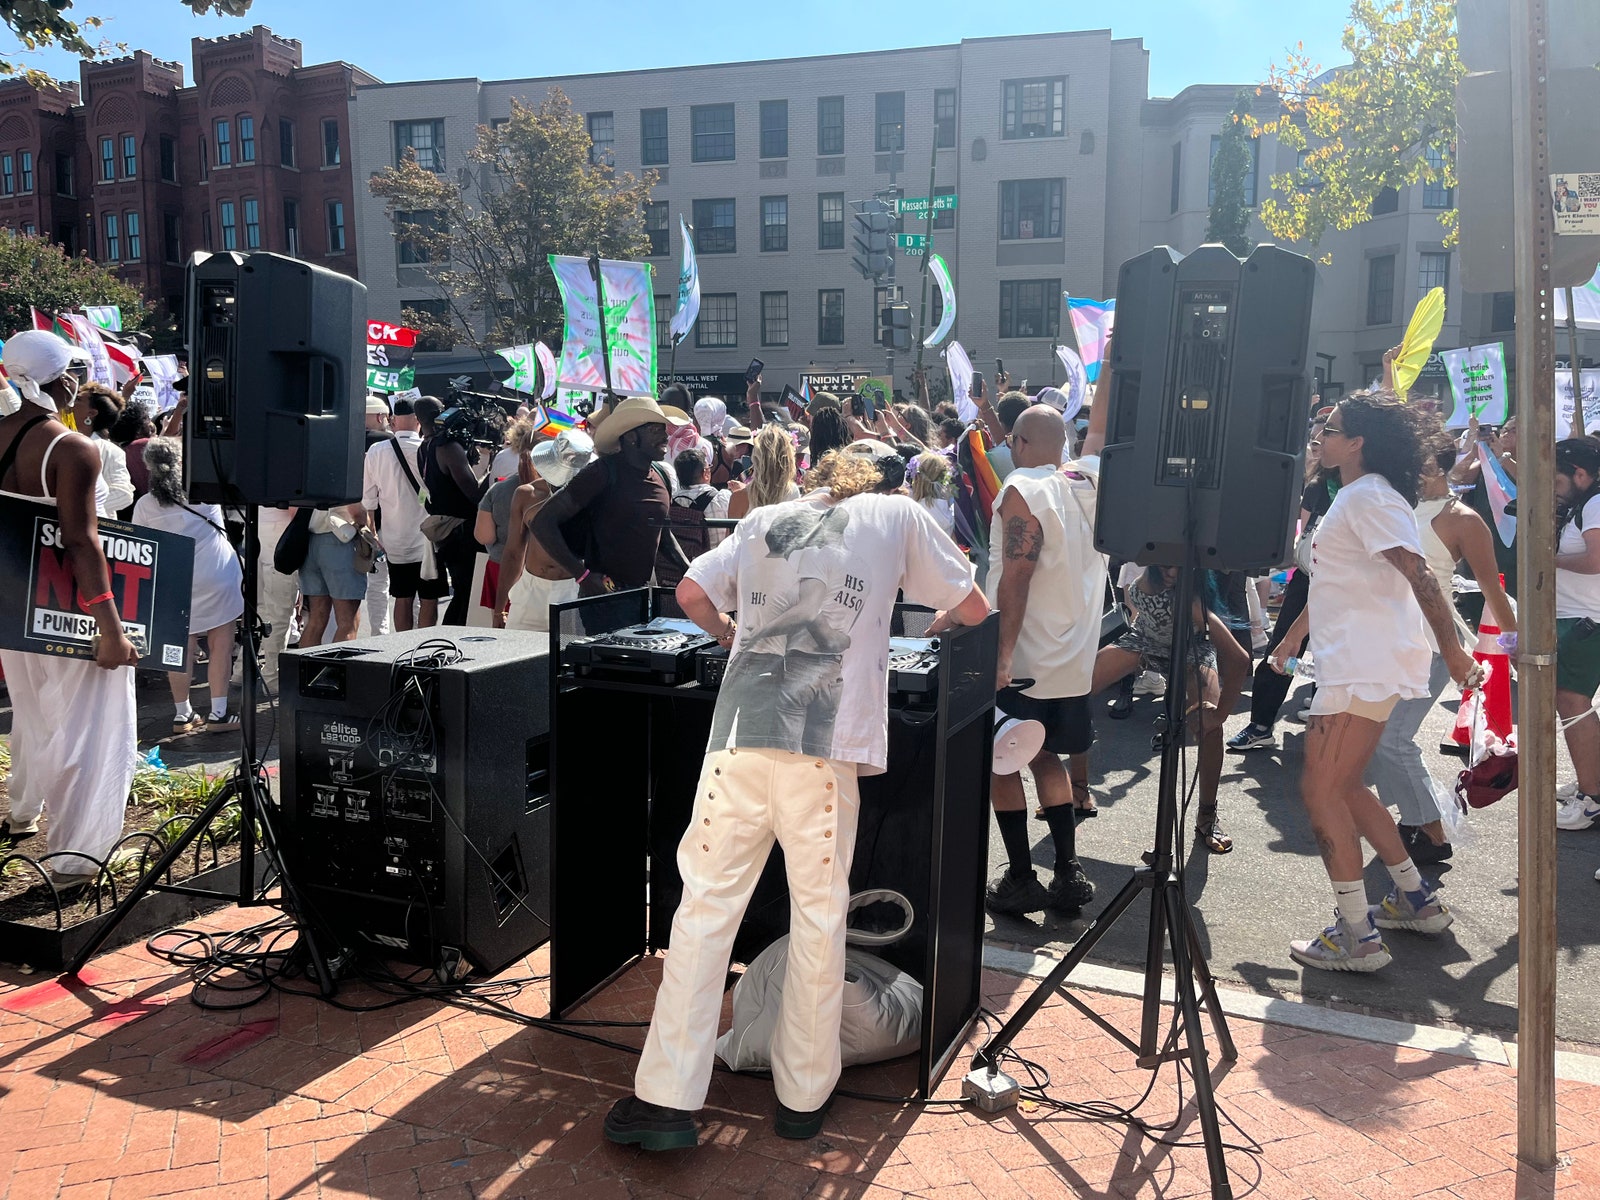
[1558,780,1579,801]
[1132,670,1167,697]
[1556,793,1600,831]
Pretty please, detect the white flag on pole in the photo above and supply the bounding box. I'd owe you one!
[944,340,976,422]
[139,354,182,412]
[669,216,700,345]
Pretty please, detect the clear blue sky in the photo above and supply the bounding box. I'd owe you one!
[7,0,1351,98]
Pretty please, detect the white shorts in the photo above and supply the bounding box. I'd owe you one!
[504,572,580,632]
[1308,685,1399,723]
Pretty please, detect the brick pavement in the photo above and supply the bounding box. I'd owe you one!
[0,904,1593,1200]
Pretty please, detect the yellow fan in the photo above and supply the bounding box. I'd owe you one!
[1392,286,1446,397]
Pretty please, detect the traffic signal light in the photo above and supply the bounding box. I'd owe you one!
[853,209,892,280]
[881,302,912,351]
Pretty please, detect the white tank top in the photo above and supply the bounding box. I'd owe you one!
[0,427,108,512]
[1415,496,1474,651]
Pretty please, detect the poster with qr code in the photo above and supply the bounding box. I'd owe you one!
[1551,173,1600,236]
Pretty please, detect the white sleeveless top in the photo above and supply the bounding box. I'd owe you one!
[1416,496,1473,652]
[0,427,110,513]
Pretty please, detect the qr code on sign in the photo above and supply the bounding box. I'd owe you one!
[162,644,184,667]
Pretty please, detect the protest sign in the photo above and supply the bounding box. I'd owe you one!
[944,341,976,421]
[1440,342,1509,428]
[1552,173,1600,236]
[84,305,122,333]
[140,354,182,412]
[1556,368,1600,439]
[497,344,540,394]
[0,495,193,672]
[366,321,418,392]
[551,256,658,397]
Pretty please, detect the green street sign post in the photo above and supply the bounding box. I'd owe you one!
[896,233,927,249]
[895,194,958,217]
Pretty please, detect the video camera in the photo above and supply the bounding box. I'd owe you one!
[435,375,511,464]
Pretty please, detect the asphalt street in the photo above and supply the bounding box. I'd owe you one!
[986,674,1600,1050]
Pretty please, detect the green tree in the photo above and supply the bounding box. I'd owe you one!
[1205,91,1256,258]
[369,88,656,352]
[0,229,151,337]
[3,2,252,81]
[1250,0,1463,250]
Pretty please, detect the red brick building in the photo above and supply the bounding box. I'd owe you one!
[0,26,376,321]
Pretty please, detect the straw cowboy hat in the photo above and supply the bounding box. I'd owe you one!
[592,396,691,453]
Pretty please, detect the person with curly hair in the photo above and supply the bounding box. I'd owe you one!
[1267,390,1478,973]
[68,381,133,516]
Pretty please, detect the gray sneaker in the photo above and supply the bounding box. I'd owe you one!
[1289,913,1392,973]
[1369,886,1454,934]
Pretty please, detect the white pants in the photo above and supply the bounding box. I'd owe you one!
[255,508,299,691]
[0,650,136,875]
[504,572,580,633]
[365,557,391,638]
[635,747,861,1113]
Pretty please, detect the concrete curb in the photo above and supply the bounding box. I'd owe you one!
[981,944,1600,1082]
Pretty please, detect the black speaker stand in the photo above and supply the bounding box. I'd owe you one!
[67,509,337,994]
[967,557,1238,1200]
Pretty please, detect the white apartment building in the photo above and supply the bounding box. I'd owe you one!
[348,31,1589,405]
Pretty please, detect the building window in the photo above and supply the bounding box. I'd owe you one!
[100,137,115,181]
[999,279,1061,339]
[199,135,208,178]
[215,120,232,167]
[1,155,11,196]
[587,112,614,166]
[1369,186,1400,216]
[644,201,670,256]
[818,289,844,345]
[817,96,844,156]
[1491,292,1515,331]
[761,291,789,346]
[103,212,120,262]
[163,211,181,264]
[122,134,137,178]
[1366,254,1396,325]
[1170,142,1182,213]
[397,210,444,264]
[875,92,904,153]
[326,200,346,252]
[1002,78,1066,140]
[1419,250,1450,293]
[818,193,844,249]
[279,119,296,167]
[219,201,237,251]
[160,136,176,183]
[641,108,668,166]
[692,198,736,253]
[283,199,299,256]
[395,119,444,171]
[933,185,955,230]
[696,293,737,348]
[1423,144,1453,209]
[124,211,141,260]
[22,223,34,236]
[760,196,788,251]
[322,118,341,167]
[655,293,672,350]
[1000,179,1063,240]
[55,151,73,196]
[19,150,32,193]
[202,211,213,251]
[239,116,256,164]
[691,104,735,162]
[239,197,258,249]
[934,89,957,149]
[874,286,894,343]
[760,100,788,159]
[1208,135,1260,206]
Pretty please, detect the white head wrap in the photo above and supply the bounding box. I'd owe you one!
[1,330,76,415]
[694,396,730,436]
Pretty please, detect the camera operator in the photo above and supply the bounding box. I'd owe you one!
[417,396,490,626]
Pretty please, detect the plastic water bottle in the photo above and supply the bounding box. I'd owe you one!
[1283,653,1316,679]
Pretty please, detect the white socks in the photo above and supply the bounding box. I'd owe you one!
[1387,857,1425,899]
[174,700,194,721]
[209,701,228,721]
[1332,880,1372,933]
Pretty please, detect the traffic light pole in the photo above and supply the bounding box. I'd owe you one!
[913,134,939,388]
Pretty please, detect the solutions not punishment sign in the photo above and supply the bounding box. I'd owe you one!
[0,495,194,672]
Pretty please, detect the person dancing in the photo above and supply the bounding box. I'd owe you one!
[1268,390,1477,972]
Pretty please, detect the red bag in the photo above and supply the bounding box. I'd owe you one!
[1456,747,1519,810]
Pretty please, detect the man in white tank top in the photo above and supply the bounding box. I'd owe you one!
[981,406,1107,918]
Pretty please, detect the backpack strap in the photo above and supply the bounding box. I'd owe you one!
[0,412,53,494]
[690,490,716,512]
[389,435,422,496]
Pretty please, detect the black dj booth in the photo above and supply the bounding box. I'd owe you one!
[549,588,999,1097]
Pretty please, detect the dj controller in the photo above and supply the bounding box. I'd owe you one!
[563,621,942,703]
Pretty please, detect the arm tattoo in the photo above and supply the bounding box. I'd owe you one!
[1003,516,1044,562]
[1382,547,1458,649]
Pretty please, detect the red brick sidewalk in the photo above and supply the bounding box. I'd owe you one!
[0,906,1592,1200]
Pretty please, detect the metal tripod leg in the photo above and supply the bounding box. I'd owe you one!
[1163,881,1234,1200]
[1185,899,1236,1061]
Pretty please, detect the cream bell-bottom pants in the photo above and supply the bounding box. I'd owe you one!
[634,746,861,1113]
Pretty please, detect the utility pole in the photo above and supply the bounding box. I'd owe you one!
[1509,0,1557,1170]
[913,130,939,383]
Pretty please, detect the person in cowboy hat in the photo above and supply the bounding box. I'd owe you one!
[531,395,691,595]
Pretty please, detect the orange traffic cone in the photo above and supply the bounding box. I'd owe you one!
[1452,595,1514,748]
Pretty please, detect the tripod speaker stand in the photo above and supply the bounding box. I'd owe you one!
[966,244,1316,1200]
